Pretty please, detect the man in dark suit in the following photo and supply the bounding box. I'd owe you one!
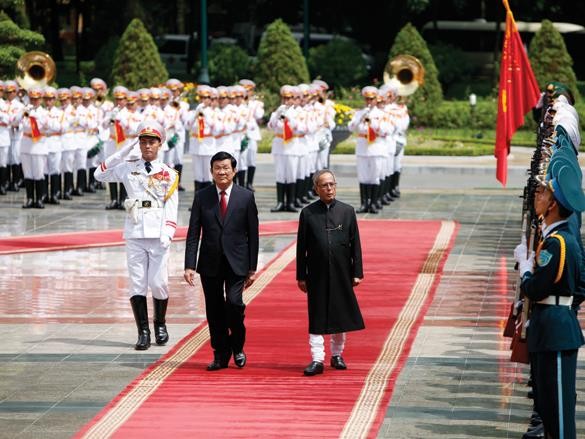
[184,151,259,371]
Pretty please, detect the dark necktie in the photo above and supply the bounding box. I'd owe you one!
[145,161,152,173]
[220,190,227,218]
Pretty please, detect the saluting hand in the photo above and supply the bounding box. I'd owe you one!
[297,280,307,293]
[184,269,196,287]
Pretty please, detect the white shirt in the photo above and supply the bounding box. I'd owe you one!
[216,183,233,206]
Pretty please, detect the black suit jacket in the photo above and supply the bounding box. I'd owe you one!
[185,184,259,277]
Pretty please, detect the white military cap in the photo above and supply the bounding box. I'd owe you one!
[137,120,166,143]
[280,85,294,97]
[90,78,107,90]
[239,79,255,89]
[4,80,18,92]
[312,79,329,90]
[361,86,378,98]
[166,78,183,90]
[113,86,128,98]
[43,86,57,98]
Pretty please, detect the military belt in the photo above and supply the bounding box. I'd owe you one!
[537,296,573,306]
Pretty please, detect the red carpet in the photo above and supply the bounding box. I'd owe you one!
[75,220,457,439]
[0,220,298,255]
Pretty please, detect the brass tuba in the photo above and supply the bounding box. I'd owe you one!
[383,54,425,96]
[16,51,57,90]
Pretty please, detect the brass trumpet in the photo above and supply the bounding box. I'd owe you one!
[16,51,56,90]
[383,54,425,96]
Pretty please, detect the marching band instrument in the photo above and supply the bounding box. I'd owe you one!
[383,54,425,97]
[16,51,56,90]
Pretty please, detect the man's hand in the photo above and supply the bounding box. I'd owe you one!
[160,235,171,249]
[244,271,256,289]
[184,268,196,286]
[297,280,307,293]
[352,277,362,287]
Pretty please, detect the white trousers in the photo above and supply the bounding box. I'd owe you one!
[246,140,258,167]
[309,333,346,363]
[74,148,87,171]
[165,134,185,165]
[192,154,212,182]
[21,153,46,180]
[237,148,248,171]
[297,153,309,180]
[307,151,318,174]
[8,138,21,165]
[61,150,75,173]
[47,151,62,175]
[0,146,8,167]
[126,238,170,299]
[394,147,404,173]
[273,154,298,183]
[383,154,395,179]
[357,156,384,184]
[316,146,329,171]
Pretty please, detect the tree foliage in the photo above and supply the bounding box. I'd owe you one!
[209,43,251,85]
[388,22,443,113]
[254,19,309,94]
[111,18,168,89]
[529,19,579,100]
[308,37,367,89]
[0,10,44,79]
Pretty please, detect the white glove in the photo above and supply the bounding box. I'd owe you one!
[160,235,171,249]
[513,243,528,263]
[518,250,535,276]
[104,140,136,168]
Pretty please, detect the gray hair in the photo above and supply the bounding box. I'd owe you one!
[312,169,336,188]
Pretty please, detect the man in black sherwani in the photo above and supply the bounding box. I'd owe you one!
[296,169,365,376]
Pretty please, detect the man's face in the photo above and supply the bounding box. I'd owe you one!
[535,185,554,217]
[315,172,337,203]
[139,136,161,162]
[211,159,236,188]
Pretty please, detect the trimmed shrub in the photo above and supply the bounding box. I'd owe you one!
[254,19,309,94]
[308,37,367,88]
[529,19,579,100]
[209,43,251,86]
[111,18,168,89]
[388,23,443,115]
[0,11,44,79]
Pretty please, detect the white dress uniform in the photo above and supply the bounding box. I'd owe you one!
[316,99,336,170]
[19,104,48,181]
[245,98,264,168]
[7,96,24,166]
[268,104,299,184]
[94,142,179,299]
[162,101,187,165]
[0,99,10,169]
[183,103,217,185]
[84,103,101,170]
[60,102,77,173]
[392,102,409,173]
[233,102,249,172]
[45,105,64,176]
[214,104,236,156]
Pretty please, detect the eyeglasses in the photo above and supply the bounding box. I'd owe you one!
[318,182,337,188]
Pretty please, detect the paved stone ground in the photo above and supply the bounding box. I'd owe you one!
[0,152,583,438]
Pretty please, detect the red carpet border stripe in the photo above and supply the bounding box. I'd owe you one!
[341,220,456,438]
[79,243,296,439]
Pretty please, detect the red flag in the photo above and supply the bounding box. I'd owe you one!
[197,115,205,140]
[366,123,376,143]
[114,120,126,145]
[29,116,41,142]
[282,118,293,143]
[495,0,541,186]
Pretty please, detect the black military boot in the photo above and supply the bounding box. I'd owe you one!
[306,174,316,199]
[117,184,127,210]
[391,171,401,198]
[72,169,86,196]
[17,164,24,188]
[86,167,97,193]
[236,170,245,186]
[174,164,185,191]
[22,179,34,208]
[367,184,378,214]
[62,172,73,200]
[47,175,60,204]
[285,183,298,212]
[296,179,308,205]
[0,167,7,195]
[246,166,256,192]
[356,183,368,213]
[130,295,151,350]
[270,183,285,212]
[106,182,118,209]
[7,164,20,192]
[33,179,45,209]
[41,175,49,203]
[153,298,169,345]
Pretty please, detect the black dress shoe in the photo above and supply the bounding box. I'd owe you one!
[105,200,119,210]
[330,355,347,370]
[303,361,324,376]
[234,351,246,368]
[135,329,151,350]
[207,358,229,371]
[522,423,544,439]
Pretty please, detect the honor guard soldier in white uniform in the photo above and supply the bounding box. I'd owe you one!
[0,81,10,194]
[82,88,100,193]
[43,86,64,204]
[377,84,397,208]
[94,121,179,350]
[18,86,48,208]
[389,88,409,199]
[348,86,391,214]
[312,80,336,171]
[269,85,299,212]
[231,85,249,186]
[69,86,87,196]
[239,79,264,191]
[184,85,217,192]
[57,88,76,199]
[165,78,188,191]
[5,81,24,192]
[90,78,112,190]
